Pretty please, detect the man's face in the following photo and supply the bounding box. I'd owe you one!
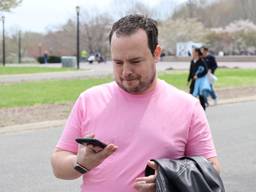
[192,49,198,59]
[202,49,208,57]
[111,29,158,94]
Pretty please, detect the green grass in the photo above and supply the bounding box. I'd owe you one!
[0,69,256,108]
[0,77,112,108]
[0,66,75,75]
[159,71,188,90]
[160,68,256,89]
[214,68,256,88]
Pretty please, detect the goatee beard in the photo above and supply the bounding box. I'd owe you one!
[117,72,156,94]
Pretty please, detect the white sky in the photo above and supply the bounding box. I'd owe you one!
[1,0,186,33]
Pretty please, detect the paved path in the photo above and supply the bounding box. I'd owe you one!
[1,61,256,83]
[206,101,256,192]
[0,101,255,191]
[0,127,81,192]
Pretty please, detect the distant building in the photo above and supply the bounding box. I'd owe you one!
[176,41,202,57]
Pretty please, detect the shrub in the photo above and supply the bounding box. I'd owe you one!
[37,56,61,64]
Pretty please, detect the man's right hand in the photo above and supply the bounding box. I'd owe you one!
[134,161,158,192]
[76,134,118,171]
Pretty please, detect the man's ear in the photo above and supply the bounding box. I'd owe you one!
[154,45,161,62]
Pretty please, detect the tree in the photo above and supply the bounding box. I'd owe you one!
[44,19,76,56]
[205,20,256,55]
[80,13,113,57]
[172,0,209,20]
[38,13,113,58]
[159,18,208,53]
[112,0,152,18]
[173,0,256,28]
[126,1,153,17]
[0,0,22,11]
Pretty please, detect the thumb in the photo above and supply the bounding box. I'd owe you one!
[96,144,118,159]
[147,160,158,170]
[84,133,95,138]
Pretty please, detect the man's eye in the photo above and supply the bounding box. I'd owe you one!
[114,61,123,65]
[132,60,140,64]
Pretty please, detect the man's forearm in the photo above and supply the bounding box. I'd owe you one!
[51,150,82,180]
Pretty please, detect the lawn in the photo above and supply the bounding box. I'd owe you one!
[0,69,255,108]
[0,66,75,75]
[214,68,256,88]
[0,77,112,107]
[160,68,256,89]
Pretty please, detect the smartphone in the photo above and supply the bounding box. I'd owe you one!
[75,138,107,149]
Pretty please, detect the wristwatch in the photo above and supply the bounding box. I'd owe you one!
[73,162,89,174]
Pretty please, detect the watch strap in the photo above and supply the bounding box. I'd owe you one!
[74,162,89,174]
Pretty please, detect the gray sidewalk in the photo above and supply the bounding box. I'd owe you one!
[1,61,256,83]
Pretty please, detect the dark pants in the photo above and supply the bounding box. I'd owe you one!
[200,85,217,107]
[199,96,206,110]
[209,84,217,100]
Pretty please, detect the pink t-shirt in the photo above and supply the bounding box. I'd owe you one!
[56,80,216,192]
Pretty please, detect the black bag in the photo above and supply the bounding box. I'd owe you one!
[145,156,225,192]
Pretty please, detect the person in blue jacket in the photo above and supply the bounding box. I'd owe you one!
[187,48,209,110]
[202,46,218,105]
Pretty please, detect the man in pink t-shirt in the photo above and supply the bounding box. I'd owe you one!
[51,15,220,192]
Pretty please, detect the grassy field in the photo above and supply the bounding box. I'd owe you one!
[0,66,75,75]
[214,68,256,88]
[0,69,255,108]
[161,68,256,89]
[0,77,112,107]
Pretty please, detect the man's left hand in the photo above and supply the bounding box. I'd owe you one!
[134,161,158,192]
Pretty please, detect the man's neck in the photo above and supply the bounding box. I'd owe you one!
[144,78,158,94]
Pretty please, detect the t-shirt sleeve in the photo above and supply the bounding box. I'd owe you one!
[185,101,217,159]
[56,95,85,153]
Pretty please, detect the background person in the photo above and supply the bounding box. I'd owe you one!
[202,46,218,104]
[187,48,209,110]
[43,50,48,64]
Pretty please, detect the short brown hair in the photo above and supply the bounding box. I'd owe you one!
[202,46,209,51]
[109,14,158,55]
[194,48,203,57]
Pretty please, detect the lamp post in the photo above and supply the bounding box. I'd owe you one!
[2,15,5,66]
[18,30,22,64]
[76,6,80,70]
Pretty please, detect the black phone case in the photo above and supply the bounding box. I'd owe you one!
[75,138,107,148]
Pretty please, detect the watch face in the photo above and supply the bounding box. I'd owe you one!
[74,164,87,174]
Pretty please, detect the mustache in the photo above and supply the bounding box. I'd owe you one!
[121,75,140,81]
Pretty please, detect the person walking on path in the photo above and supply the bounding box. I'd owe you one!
[187,48,210,110]
[51,14,220,192]
[202,46,218,104]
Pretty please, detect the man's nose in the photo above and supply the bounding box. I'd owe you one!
[122,63,133,77]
